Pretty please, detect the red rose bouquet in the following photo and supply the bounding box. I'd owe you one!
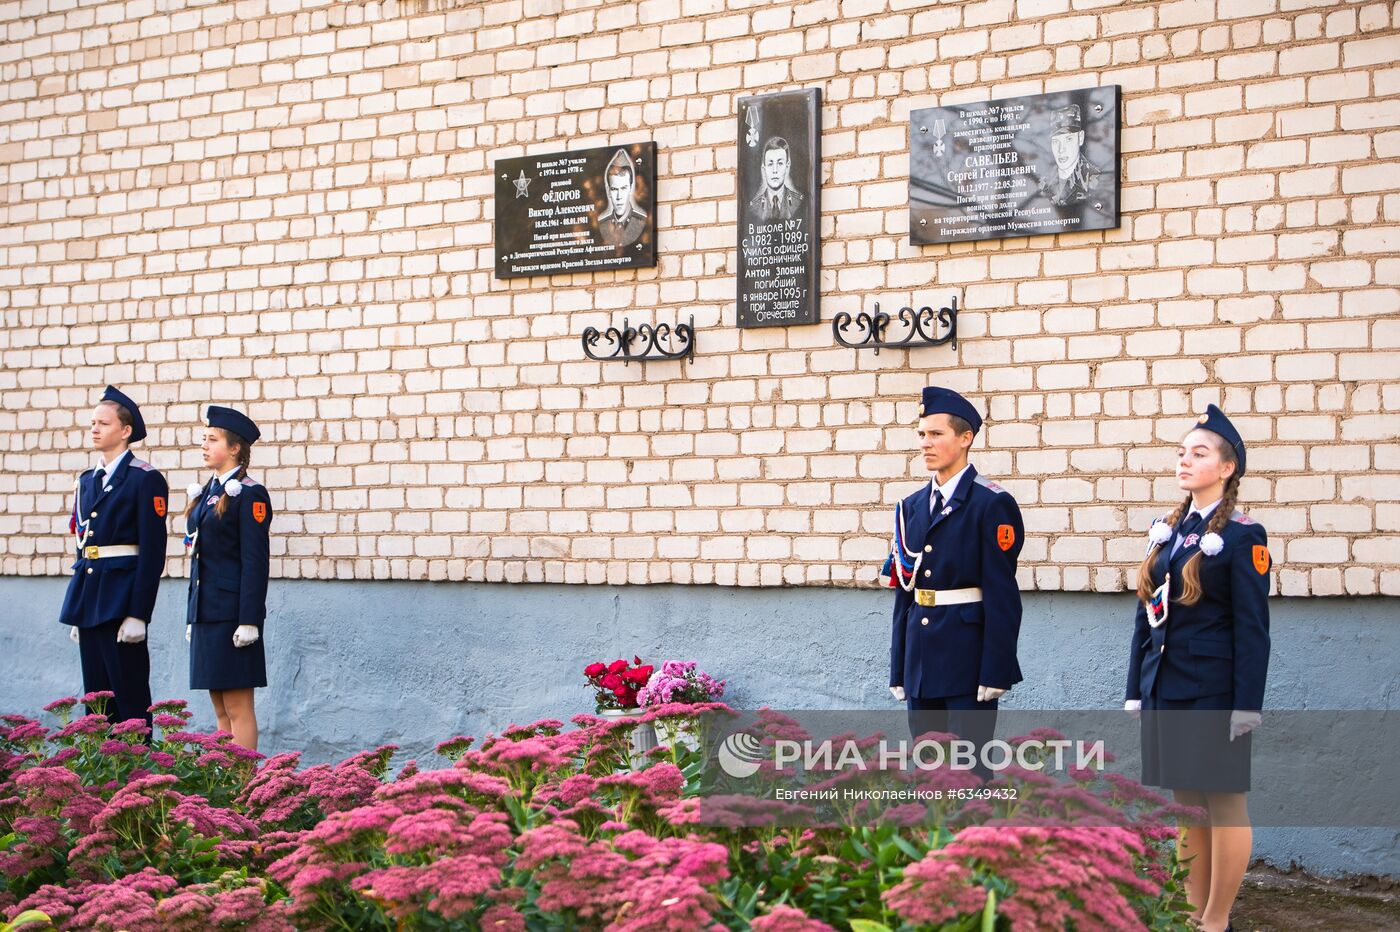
[583,655,654,712]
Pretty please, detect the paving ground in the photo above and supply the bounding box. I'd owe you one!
[1230,865,1400,931]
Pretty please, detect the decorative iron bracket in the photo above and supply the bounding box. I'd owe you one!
[831,297,958,355]
[581,316,696,365]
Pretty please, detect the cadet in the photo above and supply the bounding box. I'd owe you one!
[1124,405,1270,932]
[184,405,272,751]
[883,386,1024,780]
[59,385,169,728]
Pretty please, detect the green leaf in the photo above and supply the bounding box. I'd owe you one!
[891,834,924,862]
[981,887,998,932]
[848,921,894,932]
[6,910,54,930]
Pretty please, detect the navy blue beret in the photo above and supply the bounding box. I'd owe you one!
[100,385,146,444]
[1193,404,1246,477]
[205,405,260,445]
[920,386,982,436]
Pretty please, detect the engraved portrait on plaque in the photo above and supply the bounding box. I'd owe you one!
[736,88,821,328]
[910,86,1120,245]
[494,141,657,279]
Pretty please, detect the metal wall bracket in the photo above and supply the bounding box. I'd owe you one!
[832,297,958,355]
[581,316,696,365]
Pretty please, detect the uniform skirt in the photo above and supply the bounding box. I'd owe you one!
[190,622,267,690]
[1140,692,1251,793]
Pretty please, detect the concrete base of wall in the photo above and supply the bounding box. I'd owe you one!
[1,576,1395,877]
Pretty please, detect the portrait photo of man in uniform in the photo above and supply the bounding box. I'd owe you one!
[596,148,648,248]
[748,136,804,222]
[1037,104,1103,207]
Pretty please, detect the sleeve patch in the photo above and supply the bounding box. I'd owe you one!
[153,496,166,517]
[997,524,1016,551]
[252,501,267,524]
[1252,545,1269,575]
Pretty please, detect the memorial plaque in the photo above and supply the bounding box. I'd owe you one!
[910,86,1120,245]
[736,88,821,328]
[494,142,657,279]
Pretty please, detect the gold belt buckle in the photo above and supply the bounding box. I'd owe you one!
[85,545,100,560]
[915,588,936,607]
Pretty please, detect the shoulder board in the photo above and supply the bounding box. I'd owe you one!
[240,477,262,489]
[131,459,155,471]
[973,476,1006,494]
[1230,511,1255,525]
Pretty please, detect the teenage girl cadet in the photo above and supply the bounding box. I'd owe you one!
[1124,405,1271,932]
[59,386,169,729]
[184,405,272,751]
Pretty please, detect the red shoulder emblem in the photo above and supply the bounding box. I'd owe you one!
[153,496,166,518]
[1252,545,1269,575]
[252,501,267,524]
[997,524,1015,551]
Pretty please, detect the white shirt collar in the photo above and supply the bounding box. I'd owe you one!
[930,463,972,514]
[1187,497,1223,523]
[96,449,130,479]
[215,465,241,487]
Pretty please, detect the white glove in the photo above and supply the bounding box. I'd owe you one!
[69,626,80,644]
[976,685,1006,703]
[116,617,147,644]
[889,686,905,702]
[1124,699,1142,720]
[185,624,192,643]
[1229,710,1261,741]
[232,625,260,648]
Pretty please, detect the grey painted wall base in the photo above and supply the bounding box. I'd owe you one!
[1,576,1396,877]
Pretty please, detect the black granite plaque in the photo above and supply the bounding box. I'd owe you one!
[736,89,821,328]
[910,86,1120,244]
[494,142,657,279]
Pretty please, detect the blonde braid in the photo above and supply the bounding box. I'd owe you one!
[1207,474,1241,535]
[213,443,252,519]
[1135,494,1194,601]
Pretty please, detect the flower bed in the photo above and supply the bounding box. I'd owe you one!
[1,694,1194,930]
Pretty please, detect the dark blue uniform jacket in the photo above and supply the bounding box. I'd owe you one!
[1125,511,1271,711]
[185,476,272,630]
[886,465,1025,699]
[59,456,169,629]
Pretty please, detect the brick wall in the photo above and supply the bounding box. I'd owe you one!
[1,0,1396,596]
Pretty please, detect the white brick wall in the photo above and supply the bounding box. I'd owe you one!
[1,0,1397,596]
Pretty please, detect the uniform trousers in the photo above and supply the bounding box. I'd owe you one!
[77,619,153,731]
[907,693,1000,782]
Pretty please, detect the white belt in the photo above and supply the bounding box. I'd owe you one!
[81,545,139,560]
[914,586,982,607]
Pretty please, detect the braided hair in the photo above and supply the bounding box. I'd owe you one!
[1135,432,1242,607]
